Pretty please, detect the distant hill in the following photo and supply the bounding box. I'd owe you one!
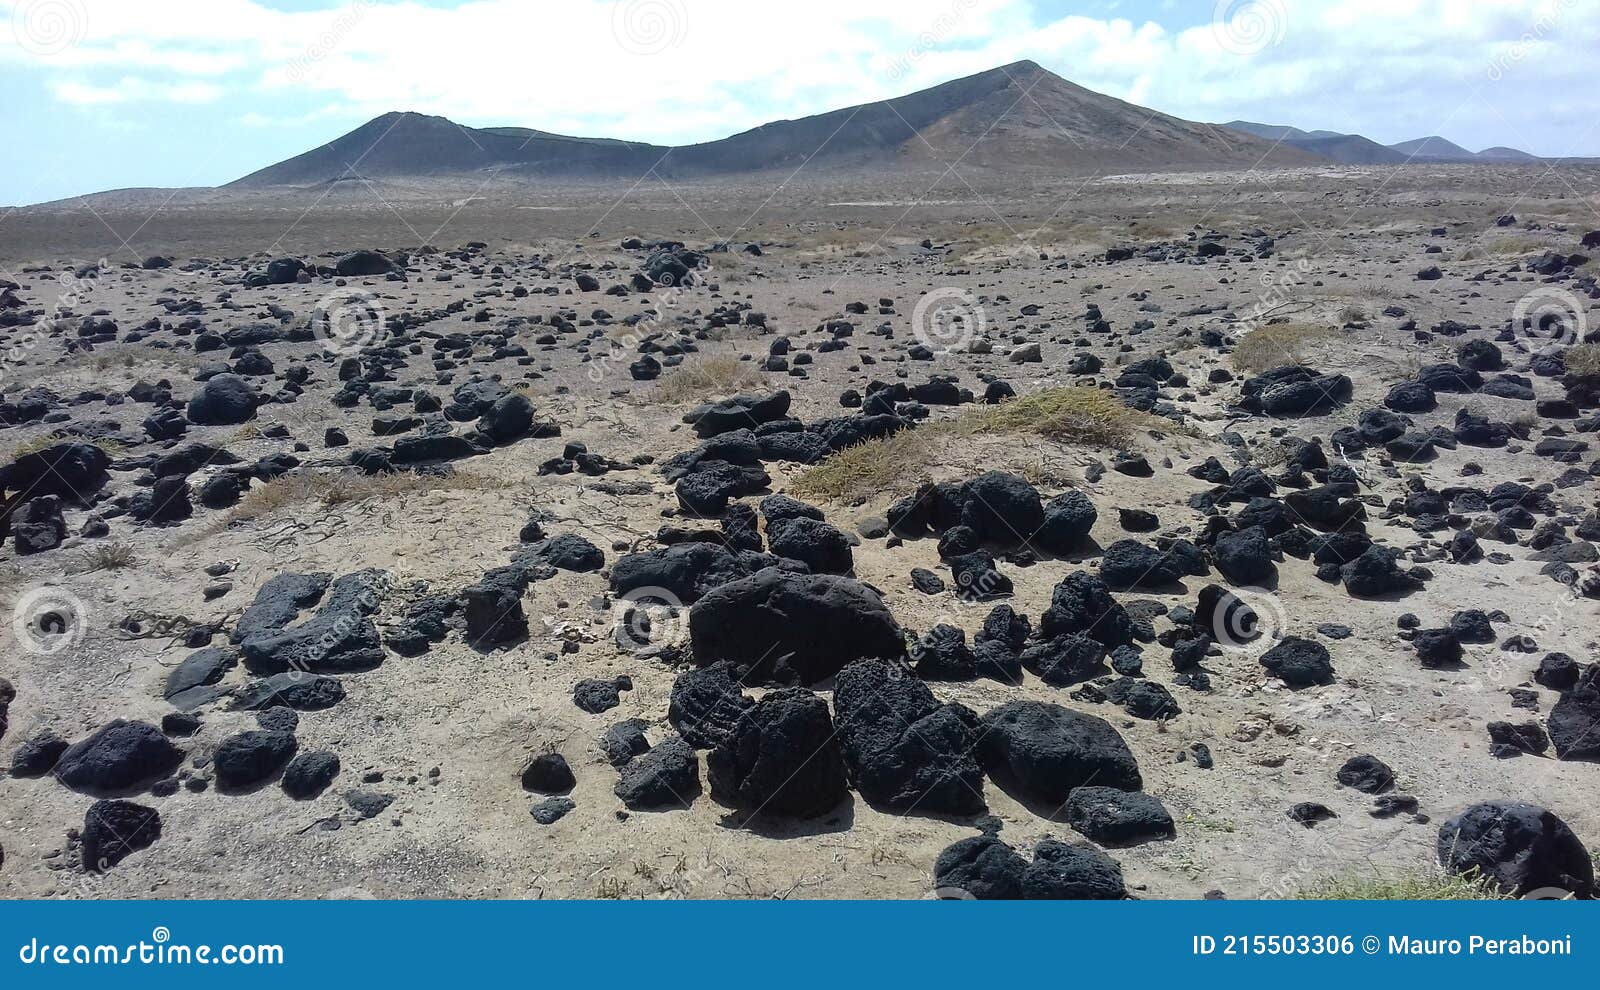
[1388,135,1476,160]
[1290,134,1409,165]
[1217,121,1538,165]
[1222,121,1342,142]
[230,61,1315,189]
[1475,146,1541,162]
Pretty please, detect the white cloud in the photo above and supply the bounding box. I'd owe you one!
[52,76,222,104]
[4,0,1597,154]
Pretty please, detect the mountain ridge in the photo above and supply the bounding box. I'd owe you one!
[230,61,1315,189]
[1220,120,1537,164]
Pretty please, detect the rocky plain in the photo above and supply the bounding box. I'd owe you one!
[0,161,1598,900]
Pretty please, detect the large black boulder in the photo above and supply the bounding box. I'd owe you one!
[1020,633,1107,687]
[1,441,111,504]
[1192,584,1261,646]
[706,687,847,818]
[610,542,767,604]
[1100,540,1185,589]
[231,672,346,711]
[1021,839,1126,899]
[282,751,340,799]
[1336,754,1394,793]
[11,495,66,554]
[1040,572,1134,647]
[767,516,854,574]
[675,461,770,516]
[1548,670,1600,761]
[55,720,184,794]
[1437,801,1593,897]
[833,658,985,815]
[10,730,69,777]
[954,471,1044,549]
[1213,525,1275,585]
[977,700,1141,804]
[668,662,755,749]
[933,835,1026,899]
[459,566,529,646]
[1340,545,1425,597]
[1064,786,1175,845]
[214,729,298,791]
[614,735,700,810]
[186,373,260,425]
[909,624,977,680]
[1035,489,1098,552]
[688,569,904,684]
[1238,366,1352,417]
[1260,636,1335,687]
[335,250,398,277]
[685,391,791,438]
[241,569,388,673]
[83,799,162,870]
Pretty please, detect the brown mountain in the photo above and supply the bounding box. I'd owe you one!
[229,60,1313,189]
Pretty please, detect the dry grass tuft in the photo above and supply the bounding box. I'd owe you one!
[1231,322,1339,374]
[1565,343,1600,378]
[226,469,507,523]
[77,542,136,572]
[1297,870,1508,901]
[56,344,201,374]
[790,429,938,503]
[649,355,763,404]
[792,387,1179,503]
[2,432,126,463]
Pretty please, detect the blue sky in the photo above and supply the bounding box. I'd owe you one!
[2,0,1595,205]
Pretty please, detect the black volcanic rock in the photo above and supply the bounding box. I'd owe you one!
[977,700,1141,803]
[1437,802,1593,897]
[55,720,184,794]
[688,569,903,684]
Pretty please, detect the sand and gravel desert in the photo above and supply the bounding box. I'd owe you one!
[2,36,1599,903]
